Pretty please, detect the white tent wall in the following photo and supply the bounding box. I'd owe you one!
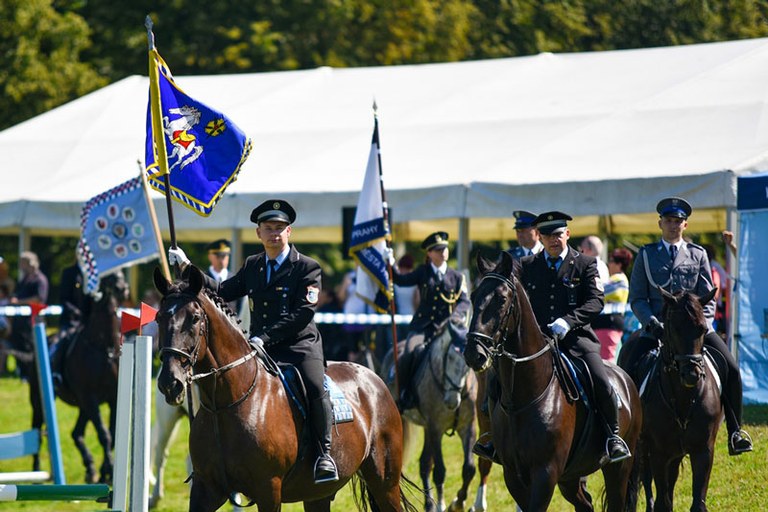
[2,38,768,260]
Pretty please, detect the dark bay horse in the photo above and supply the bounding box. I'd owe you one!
[463,252,642,512]
[153,266,414,512]
[381,325,488,512]
[621,288,722,512]
[56,272,128,483]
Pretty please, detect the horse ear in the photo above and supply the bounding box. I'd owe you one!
[698,287,717,308]
[476,251,495,275]
[497,250,514,276]
[187,265,204,296]
[153,267,171,297]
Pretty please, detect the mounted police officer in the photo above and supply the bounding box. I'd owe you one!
[391,231,470,411]
[168,199,339,483]
[626,197,752,455]
[474,212,630,463]
[506,210,543,259]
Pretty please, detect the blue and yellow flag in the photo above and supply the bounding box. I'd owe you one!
[145,49,252,216]
[349,119,393,313]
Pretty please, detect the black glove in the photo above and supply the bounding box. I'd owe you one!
[647,317,665,339]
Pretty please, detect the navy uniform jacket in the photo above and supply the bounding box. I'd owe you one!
[506,240,544,260]
[520,247,604,349]
[204,245,324,364]
[629,240,715,330]
[393,263,470,337]
[59,263,89,331]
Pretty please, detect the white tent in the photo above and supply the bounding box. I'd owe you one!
[3,37,768,256]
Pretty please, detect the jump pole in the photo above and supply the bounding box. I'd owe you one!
[0,483,110,502]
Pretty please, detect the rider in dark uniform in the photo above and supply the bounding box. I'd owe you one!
[169,199,338,483]
[391,231,471,411]
[625,197,752,455]
[506,210,544,259]
[475,212,630,463]
[50,262,91,387]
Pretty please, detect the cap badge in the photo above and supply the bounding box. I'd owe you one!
[547,214,553,220]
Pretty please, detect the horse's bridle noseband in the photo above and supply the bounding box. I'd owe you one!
[467,273,552,365]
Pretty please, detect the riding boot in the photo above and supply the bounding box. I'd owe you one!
[49,333,69,389]
[599,389,631,463]
[723,379,753,456]
[310,392,339,483]
[472,433,500,464]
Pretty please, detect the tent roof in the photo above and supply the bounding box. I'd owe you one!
[3,37,768,241]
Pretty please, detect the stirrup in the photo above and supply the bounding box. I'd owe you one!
[314,455,339,484]
[729,429,753,456]
[606,435,631,463]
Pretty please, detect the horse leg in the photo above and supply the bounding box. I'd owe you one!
[448,422,477,512]
[469,457,492,512]
[149,398,184,509]
[558,478,593,512]
[651,454,682,512]
[303,497,332,512]
[79,397,113,484]
[189,478,229,512]
[358,434,403,512]
[527,466,559,512]
[419,430,437,512]
[27,362,43,471]
[602,456,635,512]
[71,411,97,483]
[688,446,715,512]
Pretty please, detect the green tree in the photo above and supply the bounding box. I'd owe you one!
[0,0,105,130]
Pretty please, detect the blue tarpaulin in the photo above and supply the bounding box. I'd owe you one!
[737,172,768,404]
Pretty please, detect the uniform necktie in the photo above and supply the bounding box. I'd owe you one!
[548,257,559,271]
[669,244,678,262]
[267,260,278,283]
[437,270,444,282]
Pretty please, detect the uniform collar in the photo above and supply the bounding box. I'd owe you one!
[269,245,291,266]
[431,261,448,274]
[661,239,683,253]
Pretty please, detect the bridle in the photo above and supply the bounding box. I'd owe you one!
[158,292,260,411]
[467,273,552,366]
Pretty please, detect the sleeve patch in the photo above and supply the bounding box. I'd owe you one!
[306,286,319,304]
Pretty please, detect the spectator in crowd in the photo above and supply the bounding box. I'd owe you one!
[592,248,633,362]
[9,251,49,379]
[580,235,610,283]
[702,244,727,336]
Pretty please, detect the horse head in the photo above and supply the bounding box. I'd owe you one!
[659,286,717,388]
[153,265,207,405]
[465,251,520,372]
[435,323,471,410]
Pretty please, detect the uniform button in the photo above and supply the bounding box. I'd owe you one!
[263,302,268,306]
[550,305,555,310]
[262,314,267,318]
[531,285,536,290]
[282,294,287,298]
[432,306,436,310]
[430,316,435,320]
[551,284,555,288]
[550,295,554,299]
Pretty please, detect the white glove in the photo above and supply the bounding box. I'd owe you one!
[547,318,570,340]
[384,247,395,266]
[168,246,190,268]
[249,336,264,350]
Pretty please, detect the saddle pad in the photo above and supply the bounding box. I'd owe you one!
[559,353,591,409]
[324,376,354,424]
[704,350,722,394]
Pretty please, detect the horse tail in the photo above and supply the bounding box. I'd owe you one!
[400,418,419,462]
[350,473,370,512]
[399,472,422,512]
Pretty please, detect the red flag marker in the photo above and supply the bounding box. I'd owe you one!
[28,302,48,326]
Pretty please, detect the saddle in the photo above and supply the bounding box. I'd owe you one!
[637,346,723,398]
[276,363,354,424]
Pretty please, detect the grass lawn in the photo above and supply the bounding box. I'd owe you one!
[0,375,766,511]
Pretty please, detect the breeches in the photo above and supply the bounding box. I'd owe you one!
[294,358,326,401]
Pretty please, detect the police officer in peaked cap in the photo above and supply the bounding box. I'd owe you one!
[475,211,631,464]
[390,231,470,411]
[168,199,340,482]
[507,210,544,259]
[626,196,752,455]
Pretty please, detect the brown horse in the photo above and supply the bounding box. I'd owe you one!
[463,252,642,512]
[153,266,415,512]
[620,288,721,512]
[56,271,128,483]
[381,324,489,512]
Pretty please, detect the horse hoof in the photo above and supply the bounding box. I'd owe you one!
[85,470,98,484]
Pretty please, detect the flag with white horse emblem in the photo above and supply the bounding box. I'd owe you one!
[145,48,252,216]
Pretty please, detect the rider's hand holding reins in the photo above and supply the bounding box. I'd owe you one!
[647,316,664,339]
[548,318,570,341]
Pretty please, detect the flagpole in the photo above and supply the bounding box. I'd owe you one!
[373,101,401,399]
[145,16,178,251]
[137,160,171,281]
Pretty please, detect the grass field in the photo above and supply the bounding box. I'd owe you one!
[0,375,766,511]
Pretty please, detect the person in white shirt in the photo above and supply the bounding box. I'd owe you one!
[580,235,610,284]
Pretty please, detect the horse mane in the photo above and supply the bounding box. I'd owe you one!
[662,290,706,328]
[200,288,247,336]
